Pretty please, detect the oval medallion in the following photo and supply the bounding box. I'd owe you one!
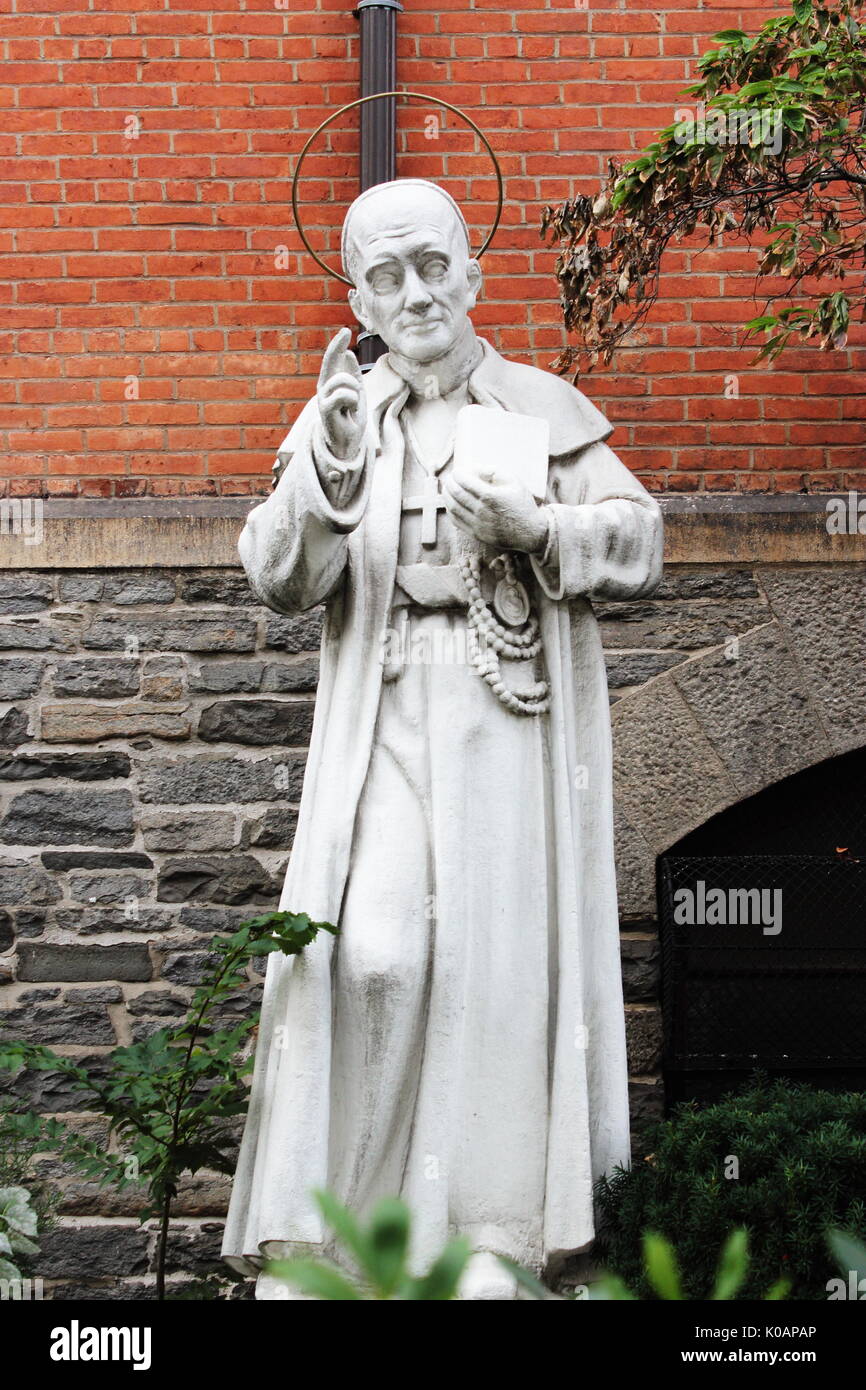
[493,576,531,627]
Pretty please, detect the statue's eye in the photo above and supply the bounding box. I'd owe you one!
[369,266,401,293]
[421,256,448,281]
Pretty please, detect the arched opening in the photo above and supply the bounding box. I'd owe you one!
[657,746,866,1107]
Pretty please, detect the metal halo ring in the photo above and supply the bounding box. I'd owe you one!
[291,89,504,286]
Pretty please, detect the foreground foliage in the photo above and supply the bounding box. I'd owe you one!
[268,1191,471,1300]
[267,1194,794,1302]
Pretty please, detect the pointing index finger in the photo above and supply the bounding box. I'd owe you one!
[318,326,353,386]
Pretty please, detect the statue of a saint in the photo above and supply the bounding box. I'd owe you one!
[223,179,663,1298]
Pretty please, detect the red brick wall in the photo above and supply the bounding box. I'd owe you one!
[1,0,863,498]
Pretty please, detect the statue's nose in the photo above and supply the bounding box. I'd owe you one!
[404,267,433,310]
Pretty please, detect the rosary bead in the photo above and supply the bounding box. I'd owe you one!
[460,551,548,717]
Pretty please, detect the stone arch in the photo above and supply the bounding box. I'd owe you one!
[610,566,866,917]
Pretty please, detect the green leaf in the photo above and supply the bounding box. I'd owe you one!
[711,1229,749,1301]
[738,81,773,98]
[766,1279,792,1301]
[828,1230,866,1282]
[6,1231,39,1257]
[267,1258,363,1301]
[244,938,283,956]
[712,30,747,42]
[592,1274,637,1301]
[793,0,813,23]
[0,1187,38,1240]
[643,1233,683,1300]
[365,1197,411,1295]
[707,149,726,184]
[404,1237,471,1301]
[312,1190,372,1274]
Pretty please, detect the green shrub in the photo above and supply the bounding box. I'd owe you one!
[595,1077,866,1300]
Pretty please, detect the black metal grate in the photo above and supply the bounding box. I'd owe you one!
[658,749,866,1106]
[661,854,866,1066]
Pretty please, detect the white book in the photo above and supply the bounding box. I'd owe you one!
[453,404,550,501]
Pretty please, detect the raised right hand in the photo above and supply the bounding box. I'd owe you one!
[316,327,367,462]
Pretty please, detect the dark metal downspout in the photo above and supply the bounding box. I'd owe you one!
[352,0,402,369]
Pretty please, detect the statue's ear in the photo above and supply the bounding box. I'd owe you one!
[348,286,371,331]
[466,258,482,308]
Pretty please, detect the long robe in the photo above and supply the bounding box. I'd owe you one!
[222,337,663,1274]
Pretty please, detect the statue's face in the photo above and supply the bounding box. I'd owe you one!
[346,189,481,362]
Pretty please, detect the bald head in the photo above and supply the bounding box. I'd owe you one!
[342,178,482,364]
[341,179,471,287]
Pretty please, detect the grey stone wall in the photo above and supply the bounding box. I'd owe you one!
[609,565,783,1145]
[612,561,866,1150]
[0,567,321,1297]
[1,554,862,1296]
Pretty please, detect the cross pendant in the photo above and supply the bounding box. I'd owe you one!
[403,474,448,547]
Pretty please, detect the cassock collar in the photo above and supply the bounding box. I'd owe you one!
[361,336,612,458]
[362,336,504,421]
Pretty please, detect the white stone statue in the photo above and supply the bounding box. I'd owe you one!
[223,178,663,1299]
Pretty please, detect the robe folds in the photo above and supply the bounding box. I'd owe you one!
[222,337,664,1274]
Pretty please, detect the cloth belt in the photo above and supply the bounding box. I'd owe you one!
[392,563,469,611]
[383,564,469,684]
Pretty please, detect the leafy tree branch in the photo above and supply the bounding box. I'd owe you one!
[542,0,866,371]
